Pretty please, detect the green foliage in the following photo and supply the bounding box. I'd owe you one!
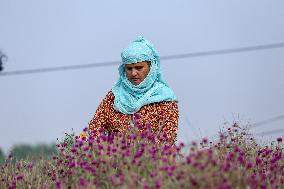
[0,148,5,164]
[10,143,57,161]
[56,128,76,151]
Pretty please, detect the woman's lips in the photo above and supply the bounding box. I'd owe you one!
[131,78,140,84]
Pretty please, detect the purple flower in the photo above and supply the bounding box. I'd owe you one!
[277,137,282,143]
[61,143,67,147]
[145,123,151,130]
[246,161,253,169]
[98,144,104,150]
[191,178,198,186]
[219,132,226,140]
[79,178,86,186]
[92,170,96,176]
[155,179,161,188]
[70,148,77,153]
[226,152,235,161]
[143,184,150,189]
[79,141,84,147]
[260,173,266,180]
[260,183,267,189]
[16,175,23,180]
[112,148,117,153]
[237,155,245,165]
[67,170,75,175]
[137,123,143,130]
[55,180,61,189]
[179,142,185,148]
[134,148,144,159]
[202,138,208,144]
[256,157,262,165]
[68,162,76,168]
[91,160,97,165]
[133,113,140,120]
[83,166,93,171]
[83,146,90,151]
[79,161,87,166]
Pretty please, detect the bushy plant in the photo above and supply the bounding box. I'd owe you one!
[0,120,283,189]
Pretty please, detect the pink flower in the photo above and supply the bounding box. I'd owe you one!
[79,178,86,186]
[55,180,61,189]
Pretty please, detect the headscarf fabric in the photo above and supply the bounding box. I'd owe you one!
[112,36,177,114]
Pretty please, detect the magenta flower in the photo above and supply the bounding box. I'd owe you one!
[83,166,93,171]
[79,178,86,186]
[70,148,77,153]
[79,161,87,166]
[155,179,161,188]
[91,160,97,165]
[83,146,90,151]
[92,170,96,176]
[143,184,150,189]
[133,113,140,120]
[255,157,262,165]
[202,138,208,144]
[260,183,267,189]
[68,162,76,168]
[55,180,61,189]
[16,175,23,181]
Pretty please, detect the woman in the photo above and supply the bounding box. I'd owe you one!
[88,36,179,143]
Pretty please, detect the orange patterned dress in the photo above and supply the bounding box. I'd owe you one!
[88,91,179,142]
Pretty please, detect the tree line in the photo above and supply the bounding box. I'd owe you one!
[0,143,57,163]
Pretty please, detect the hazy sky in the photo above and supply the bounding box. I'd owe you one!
[1,0,284,153]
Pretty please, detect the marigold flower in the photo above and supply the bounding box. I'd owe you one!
[79,133,87,139]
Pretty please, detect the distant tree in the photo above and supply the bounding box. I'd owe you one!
[0,51,7,71]
[10,144,33,160]
[0,148,5,164]
[10,143,57,161]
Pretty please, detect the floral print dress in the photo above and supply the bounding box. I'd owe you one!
[88,91,179,143]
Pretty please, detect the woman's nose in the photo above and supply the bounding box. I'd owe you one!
[131,70,138,76]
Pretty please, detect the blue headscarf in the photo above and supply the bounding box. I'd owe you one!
[112,36,177,114]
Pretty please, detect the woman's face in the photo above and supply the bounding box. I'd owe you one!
[125,61,150,85]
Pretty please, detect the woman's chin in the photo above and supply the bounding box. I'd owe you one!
[131,80,141,85]
[132,82,140,86]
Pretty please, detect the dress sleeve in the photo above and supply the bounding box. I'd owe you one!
[88,91,113,136]
[158,101,179,143]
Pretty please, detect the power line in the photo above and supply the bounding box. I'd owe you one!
[249,114,284,128]
[254,129,284,137]
[0,60,119,77]
[208,114,284,140]
[1,42,284,77]
[160,42,284,60]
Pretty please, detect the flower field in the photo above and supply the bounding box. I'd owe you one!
[1,121,283,189]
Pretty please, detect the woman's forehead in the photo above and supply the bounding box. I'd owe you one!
[125,61,149,67]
